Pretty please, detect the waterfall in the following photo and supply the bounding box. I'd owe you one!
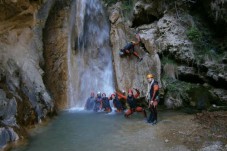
[67,0,114,109]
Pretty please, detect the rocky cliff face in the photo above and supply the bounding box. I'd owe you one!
[106,0,227,109]
[0,0,227,149]
[0,0,56,148]
[108,2,161,96]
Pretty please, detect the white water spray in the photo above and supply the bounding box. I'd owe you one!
[67,0,114,109]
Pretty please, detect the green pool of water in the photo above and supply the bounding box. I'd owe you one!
[10,110,188,151]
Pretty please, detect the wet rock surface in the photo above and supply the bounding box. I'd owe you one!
[0,127,19,148]
[0,0,55,148]
[43,0,70,110]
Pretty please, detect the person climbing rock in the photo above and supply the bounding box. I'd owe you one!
[146,74,159,125]
[94,92,102,112]
[117,88,147,118]
[111,93,123,113]
[102,93,111,113]
[84,92,96,110]
[119,34,143,62]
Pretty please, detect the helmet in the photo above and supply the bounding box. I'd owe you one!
[128,89,133,95]
[147,74,154,79]
[97,92,101,97]
[131,41,136,45]
[119,51,124,56]
[102,93,106,97]
[122,90,126,94]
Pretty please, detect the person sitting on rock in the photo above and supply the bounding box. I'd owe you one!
[119,34,143,62]
[84,92,96,111]
[94,92,102,112]
[117,88,147,118]
[110,93,123,113]
[101,93,111,113]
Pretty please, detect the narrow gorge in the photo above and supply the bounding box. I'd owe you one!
[0,0,226,150]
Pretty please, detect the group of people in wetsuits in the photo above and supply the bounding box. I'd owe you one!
[84,88,146,117]
[85,34,160,125]
[85,74,159,125]
[84,90,125,113]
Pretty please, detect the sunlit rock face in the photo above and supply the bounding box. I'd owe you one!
[108,3,161,96]
[43,0,70,110]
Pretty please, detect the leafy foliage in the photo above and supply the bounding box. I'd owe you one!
[102,0,119,6]
[102,0,134,19]
[186,26,222,63]
[187,26,202,42]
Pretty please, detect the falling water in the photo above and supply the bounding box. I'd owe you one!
[67,0,114,108]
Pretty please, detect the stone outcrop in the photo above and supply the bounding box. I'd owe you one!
[0,0,55,148]
[108,2,161,96]
[132,0,164,27]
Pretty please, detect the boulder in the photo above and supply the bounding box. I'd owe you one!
[210,89,227,104]
[0,0,55,147]
[0,127,19,148]
[156,13,195,64]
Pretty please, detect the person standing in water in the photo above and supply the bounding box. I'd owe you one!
[102,93,112,113]
[146,74,159,125]
[94,92,102,112]
[84,92,95,110]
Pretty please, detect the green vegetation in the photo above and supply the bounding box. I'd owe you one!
[162,76,202,113]
[186,26,222,63]
[163,76,194,101]
[102,0,134,18]
[186,26,202,42]
[161,56,178,65]
[121,0,134,19]
[102,0,118,6]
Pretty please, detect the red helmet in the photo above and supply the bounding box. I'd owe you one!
[111,94,115,97]
[128,89,133,95]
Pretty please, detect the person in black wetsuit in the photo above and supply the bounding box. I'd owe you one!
[119,34,143,62]
[111,93,123,113]
[84,92,96,110]
[94,92,102,112]
[102,93,111,113]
